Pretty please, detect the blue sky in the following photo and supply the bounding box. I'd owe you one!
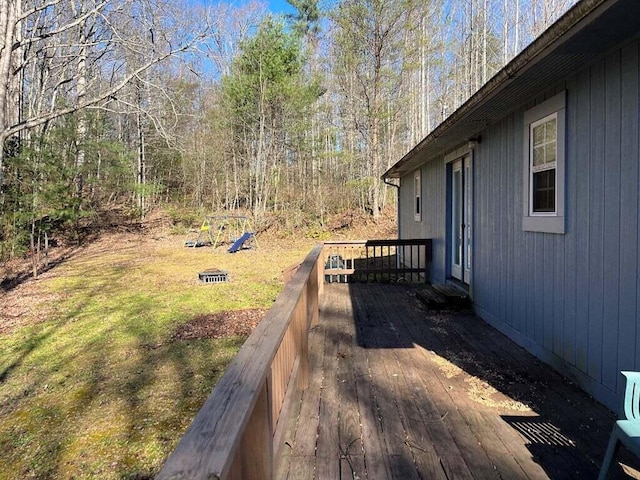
[267,0,296,15]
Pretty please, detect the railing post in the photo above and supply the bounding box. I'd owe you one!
[309,263,319,327]
[425,239,432,282]
[298,287,309,390]
[317,245,325,301]
[239,381,273,480]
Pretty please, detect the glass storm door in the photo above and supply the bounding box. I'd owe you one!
[450,156,472,284]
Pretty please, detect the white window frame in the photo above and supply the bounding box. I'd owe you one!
[522,91,566,234]
[414,169,421,221]
[529,112,558,216]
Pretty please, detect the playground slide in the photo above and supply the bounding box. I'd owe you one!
[228,232,253,253]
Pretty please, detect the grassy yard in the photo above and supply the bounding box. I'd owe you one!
[0,232,316,479]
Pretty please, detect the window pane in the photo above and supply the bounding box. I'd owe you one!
[545,143,556,164]
[453,170,462,265]
[533,124,545,145]
[545,118,557,142]
[533,169,556,213]
[533,146,545,166]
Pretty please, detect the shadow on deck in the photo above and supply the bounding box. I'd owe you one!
[276,283,640,480]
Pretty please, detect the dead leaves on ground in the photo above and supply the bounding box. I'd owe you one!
[172,309,267,341]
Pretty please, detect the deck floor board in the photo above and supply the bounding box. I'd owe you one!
[277,283,640,479]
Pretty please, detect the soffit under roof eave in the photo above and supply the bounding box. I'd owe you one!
[383,124,486,178]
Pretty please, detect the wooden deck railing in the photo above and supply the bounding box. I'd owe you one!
[323,238,432,283]
[156,244,324,480]
[156,239,430,480]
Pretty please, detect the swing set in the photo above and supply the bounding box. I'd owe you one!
[184,215,257,252]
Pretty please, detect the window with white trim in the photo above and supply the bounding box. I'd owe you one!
[530,113,557,214]
[522,91,566,234]
[414,169,421,221]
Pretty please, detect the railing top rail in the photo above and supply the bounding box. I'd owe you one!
[156,243,324,480]
[323,238,431,247]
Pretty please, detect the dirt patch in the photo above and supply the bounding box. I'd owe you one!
[0,231,146,336]
[1,245,76,291]
[0,246,76,335]
[0,285,66,335]
[172,309,267,340]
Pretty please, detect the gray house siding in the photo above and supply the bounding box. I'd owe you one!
[399,38,640,410]
[400,160,447,283]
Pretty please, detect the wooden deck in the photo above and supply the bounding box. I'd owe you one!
[276,283,640,480]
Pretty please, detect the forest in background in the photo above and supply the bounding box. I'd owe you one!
[0,0,577,260]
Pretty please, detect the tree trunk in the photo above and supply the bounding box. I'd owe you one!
[137,107,146,217]
[76,39,87,200]
[0,0,21,191]
[30,220,37,278]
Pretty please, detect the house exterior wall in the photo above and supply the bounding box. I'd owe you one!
[399,38,640,410]
[399,159,447,283]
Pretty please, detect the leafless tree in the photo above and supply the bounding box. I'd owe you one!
[0,0,212,193]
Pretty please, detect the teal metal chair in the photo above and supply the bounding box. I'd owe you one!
[598,371,640,480]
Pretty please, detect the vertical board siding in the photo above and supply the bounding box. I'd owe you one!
[399,159,446,284]
[507,114,518,333]
[534,235,545,347]
[466,40,640,409]
[503,117,513,329]
[543,234,554,352]
[602,51,622,393]
[563,77,579,367]
[425,160,446,283]
[399,171,417,237]
[574,72,591,373]
[513,115,527,337]
[588,59,605,385]
[498,125,507,326]
[396,38,640,409]
[554,231,566,358]
[619,42,639,395]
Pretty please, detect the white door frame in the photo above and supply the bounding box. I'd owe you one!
[449,153,472,284]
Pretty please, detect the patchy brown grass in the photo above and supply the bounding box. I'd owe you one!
[0,207,397,479]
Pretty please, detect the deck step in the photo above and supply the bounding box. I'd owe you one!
[415,284,471,310]
[432,284,472,308]
[415,285,448,309]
